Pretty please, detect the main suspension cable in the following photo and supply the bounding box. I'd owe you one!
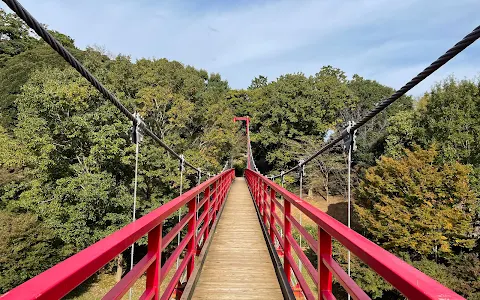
[2,0,209,175]
[270,24,480,179]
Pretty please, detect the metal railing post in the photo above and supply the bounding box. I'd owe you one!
[187,198,197,279]
[318,227,332,298]
[145,223,163,299]
[262,181,268,225]
[219,174,225,208]
[269,187,276,241]
[257,177,261,206]
[211,181,217,224]
[203,186,211,242]
[221,172,225,204]
[255,176,259,204]
[284,200,292,282]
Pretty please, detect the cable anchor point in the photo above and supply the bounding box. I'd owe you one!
[298,160,305,176]
[131,112,144,144]
[179,154,185,172]
[343,121,357,153]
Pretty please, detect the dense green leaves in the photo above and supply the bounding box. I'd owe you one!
[1,9,479,299]
[229,67,414,174]
[0,8,39,65]
[420,77,480,165]
[0,10,236,291]
[354,78,480,298]
[229,67,354,172]
[346,75,413,166]
[0,211,61,294]
[356,146,476,258]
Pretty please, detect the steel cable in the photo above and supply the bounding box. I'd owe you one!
[5,0,477,178]
[2,0,208,175]
[270,25,480,178]
[249,142,260,173]
[129,113,142,300]
[176,155,185,271]
[346,129,353,300]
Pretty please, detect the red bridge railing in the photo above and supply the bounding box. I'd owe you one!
[245,169,463,300]
[2,169,235,300]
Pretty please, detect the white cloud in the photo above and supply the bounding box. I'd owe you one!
[2,0,479,94]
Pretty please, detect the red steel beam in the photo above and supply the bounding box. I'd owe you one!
[284,253,315,300]
[321,255,370,300]
[162,213,193,252]
[2,170,234,300]
[286,214,318,254]
[286,234,319,286]
[103,252,156,300]
[244,169,464,300]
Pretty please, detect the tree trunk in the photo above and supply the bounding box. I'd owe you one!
[326,185,329,204]
[325,174,329,204]
[115,254,124,282]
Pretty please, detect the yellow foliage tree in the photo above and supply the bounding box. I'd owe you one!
[355,145,476,259]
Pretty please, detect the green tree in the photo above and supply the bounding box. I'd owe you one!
[226,89,251,117]
[355,146,476,259]
[0,48,237,292]
[0,124,32,208]
[248,75,268,90]
[0,211,61,293]
[443,253,480,299]
[345,74,413,167]
[0,9,39,65]
[246,67,352,173]
[419,77,480,166]
[7,66,133,252]
[384,110,418,158]
[133,59,235,171]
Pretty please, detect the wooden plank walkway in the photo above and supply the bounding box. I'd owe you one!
[191,178,283,300]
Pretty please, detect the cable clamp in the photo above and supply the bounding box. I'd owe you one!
[298,160,306,176]
[343,121,357,152]
[179,155,185,172]
[132,112,144,144]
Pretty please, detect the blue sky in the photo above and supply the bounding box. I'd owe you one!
[2,0,479,95]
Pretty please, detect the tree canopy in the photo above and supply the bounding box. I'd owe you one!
[356,146,476,258]
[0,9,479,299]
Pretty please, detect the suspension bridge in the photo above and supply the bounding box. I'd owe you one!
[1,0,479,299]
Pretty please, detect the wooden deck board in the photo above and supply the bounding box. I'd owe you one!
[191,178,283,300]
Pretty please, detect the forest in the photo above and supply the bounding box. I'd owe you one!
[0,9,479,299]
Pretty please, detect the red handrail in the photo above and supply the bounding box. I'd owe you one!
[244,169,464,300]
[1,169,235,300]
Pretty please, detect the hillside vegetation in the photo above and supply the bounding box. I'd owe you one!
[1,9,478,299]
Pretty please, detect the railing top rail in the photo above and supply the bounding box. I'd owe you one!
[245,169,463,300]
[2,169,234,300]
